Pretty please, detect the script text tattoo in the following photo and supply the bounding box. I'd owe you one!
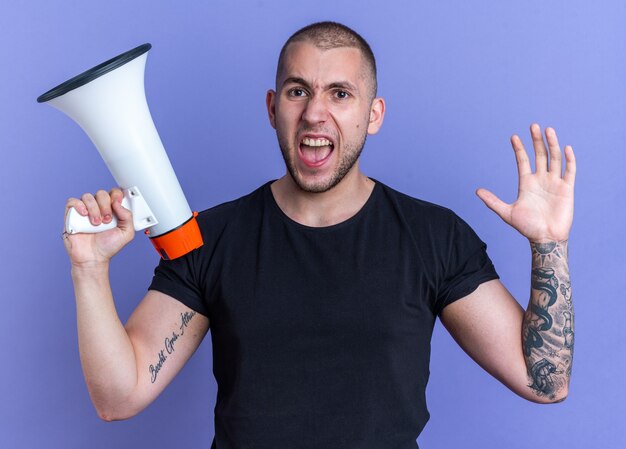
[149,311,197,383]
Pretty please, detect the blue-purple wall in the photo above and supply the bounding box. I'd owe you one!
[2,1,624,448]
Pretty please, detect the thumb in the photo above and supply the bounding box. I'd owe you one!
[476,188,512,223]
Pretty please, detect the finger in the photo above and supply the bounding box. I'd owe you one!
[510,134,532,177]
[530,123,548,173]
[563,145,576,185]
[109,188,133,227]
[109,187,124,203]
[476,188,512,223]
[545,127,563,178]
[109,187,131,215]
[61,228,73,251]
[64,198,87,234]
[95,190,113,224]
[111,197,133,231]
[81,193,102,225]
[65,197,87,216]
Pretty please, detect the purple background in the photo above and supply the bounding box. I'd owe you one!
[2,1,624,448]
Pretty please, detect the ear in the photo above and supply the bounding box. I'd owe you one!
[266,90,277,129]
[367,97,385,135]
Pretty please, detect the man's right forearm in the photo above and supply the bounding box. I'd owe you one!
[72,263,138,421]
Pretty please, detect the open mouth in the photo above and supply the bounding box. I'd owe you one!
[299,136,335,168]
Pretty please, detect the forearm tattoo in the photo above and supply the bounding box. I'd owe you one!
[149,311,197,384]
[523,240,573,400]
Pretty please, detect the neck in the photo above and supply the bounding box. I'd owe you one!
[271,166,375,227]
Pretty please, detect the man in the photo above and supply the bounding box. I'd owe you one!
[64,22,575,448]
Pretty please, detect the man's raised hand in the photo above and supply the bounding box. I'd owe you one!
[476,123,576,243]
[63,188,135,267]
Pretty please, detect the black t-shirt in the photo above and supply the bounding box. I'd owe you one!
[149,180,499,449]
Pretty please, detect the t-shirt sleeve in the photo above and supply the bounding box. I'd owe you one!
[146,200,239,318]
[149,251,210,317]
[434,215,499,315]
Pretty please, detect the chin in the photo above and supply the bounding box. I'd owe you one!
[293,177,336,194]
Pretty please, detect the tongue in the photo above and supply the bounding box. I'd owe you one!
[301,145,332,163]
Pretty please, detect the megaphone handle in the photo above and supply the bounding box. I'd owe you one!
[65,197,129,234]
[65,187,158,234]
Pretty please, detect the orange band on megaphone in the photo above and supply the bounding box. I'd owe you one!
[147,212,203,260]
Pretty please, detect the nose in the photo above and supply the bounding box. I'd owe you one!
[301,95,329,125]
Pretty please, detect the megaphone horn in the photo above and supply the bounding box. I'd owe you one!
[38,43,203,260]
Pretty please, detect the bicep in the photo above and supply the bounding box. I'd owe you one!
[440,279,530,397]
[124,290,210,412]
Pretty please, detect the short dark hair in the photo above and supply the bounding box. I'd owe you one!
[276,21,378,100]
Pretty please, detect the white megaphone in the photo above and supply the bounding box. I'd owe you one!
[38,43,203,260]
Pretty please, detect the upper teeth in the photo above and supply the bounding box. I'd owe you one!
[302,137,332,147]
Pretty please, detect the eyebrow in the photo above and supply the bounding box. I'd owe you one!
[282,77,359,93]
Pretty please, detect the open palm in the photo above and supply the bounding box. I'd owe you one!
[477,124,576,243]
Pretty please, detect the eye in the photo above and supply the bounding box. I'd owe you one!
[334,90,350,100]
[288,88,307,97]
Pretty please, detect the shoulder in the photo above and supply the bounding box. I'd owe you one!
[184,182,271,260]
[375,180,463,229]
[374,180,486,254]
[171,182,270,273]
[195,182,269,234]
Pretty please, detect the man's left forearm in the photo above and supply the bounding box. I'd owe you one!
[522,239,574,402]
